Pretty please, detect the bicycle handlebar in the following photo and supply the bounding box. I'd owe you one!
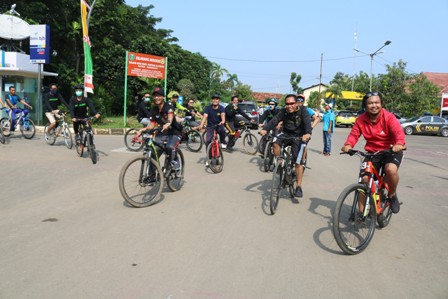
[341,147,406,157]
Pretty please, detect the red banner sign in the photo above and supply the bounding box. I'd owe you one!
[442,93,448,111]
[127,52,166,79]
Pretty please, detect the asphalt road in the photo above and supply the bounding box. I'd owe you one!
[0,123,447,299]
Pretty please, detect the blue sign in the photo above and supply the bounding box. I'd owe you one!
[30,25,50,64]
[178,96,184,106]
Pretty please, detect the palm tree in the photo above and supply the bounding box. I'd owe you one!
[325,84,344,109]
[210,62,229,82]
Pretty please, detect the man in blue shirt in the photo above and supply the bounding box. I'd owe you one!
[322,103,335,156]
[5,86,33,132]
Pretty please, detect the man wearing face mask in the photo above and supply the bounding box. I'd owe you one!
[69,84,101,142]
[137,93,152,126]
[258,98,281,156]
[43,83,69,135]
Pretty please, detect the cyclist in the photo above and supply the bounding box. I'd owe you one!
[146,87,182,171]
[185,99,203,128]
[258,98,281,156]
[137,93,152,126]
[260,94,312,198]
[225,96,254,152]
[69,84,101,142]
[341,91,405,214]
[43,83,70,136]
[170,93,187,124]
[5,86,33,133]
[197,94,227,166]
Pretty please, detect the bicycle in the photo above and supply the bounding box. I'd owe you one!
[227,120,259,155]
[75,117,98,164]
[332,149,400,255]
[205,124,224,173]
[44,110,73,149]
[180,116,203,152]
[119,128,185,207]
[0,107,36,139]
[269,137,300,215]
[124,126,145,152]
[261,132,275,172]
[0,121,4,144]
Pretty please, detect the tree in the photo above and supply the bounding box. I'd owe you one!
[177,78,196,101]
[290,72,303,94]
[325,84,344,110]
[307,91,320,109]
[404,74,440,117]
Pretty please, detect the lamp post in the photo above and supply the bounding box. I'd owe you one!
[355,40,391,91]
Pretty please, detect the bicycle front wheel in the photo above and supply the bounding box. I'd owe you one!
[377,189,393,228]
[124,128,144,151]
[166,149,185,192]
[62,125,73,149]
[44,125,56,145]
[243,133,259,155]
[0,118,11,137]
[263,140,274,172]
[206,142,224,173]
[332,183,376,255]
[77,134,85,157]
[20,119,35,139]
[119,156,164,207]
[185,130,203,152]
[269,162,284,215]
[88,134,98,164]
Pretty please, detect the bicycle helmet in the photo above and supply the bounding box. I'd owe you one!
[266,98,278,106]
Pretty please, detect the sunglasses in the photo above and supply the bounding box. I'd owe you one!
[285,102,296,106]
[365,91,380,98]
[269,103,276,106]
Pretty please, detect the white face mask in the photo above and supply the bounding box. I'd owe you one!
[75,91,83,97]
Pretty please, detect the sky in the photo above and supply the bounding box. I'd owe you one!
[126,0,448,94]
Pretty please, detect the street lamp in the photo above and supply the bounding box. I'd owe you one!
[355,40,391,91]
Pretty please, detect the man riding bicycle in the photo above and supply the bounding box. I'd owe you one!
[225,96,254,152]
[258,98,281,156]
[43,83,70,136]
[69,84,101,142]
[260,94,312,197]
[146,87,182,171]
[341,91,405,214]
[5,86,33,133]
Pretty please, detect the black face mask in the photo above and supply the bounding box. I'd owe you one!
[50,89,58,95]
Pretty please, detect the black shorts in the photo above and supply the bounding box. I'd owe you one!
[360,151,403,176]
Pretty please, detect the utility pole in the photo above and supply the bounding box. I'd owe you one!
[318,53,323,106]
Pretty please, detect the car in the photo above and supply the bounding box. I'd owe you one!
[400,115,448,137]
[391,112,407,123]
[335,111,357,127]
[234,101,259,129]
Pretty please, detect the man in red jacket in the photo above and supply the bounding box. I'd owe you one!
[341,91,406,213]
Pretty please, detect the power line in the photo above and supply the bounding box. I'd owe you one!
[206,55,364,63]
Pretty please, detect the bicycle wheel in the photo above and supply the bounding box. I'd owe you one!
[166,149,185,192]
[288,167,297,199]
[332,183,376,255]
[202,130,207,143]
[119,156,164,207]
[269,161,284,215]
[88,134,98,164]
[44,125,56,145]
[124,128,145,151]
[263,140,274,172]
[206,142,224,173]
[243,133,259,155]
[62,125,73,149]
[0,123,4,144]
[377,189,393,228]
[20,119,36,139]
[1,118,11,137]
[185,130,203,152]
[76,134,85,157]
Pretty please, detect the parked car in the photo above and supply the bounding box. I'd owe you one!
[335,111,357,127]
[391,112,407,123]
[400,116,448,137]
[234,101,259,129]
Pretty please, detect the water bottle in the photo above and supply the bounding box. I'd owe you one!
[234,130,240,139]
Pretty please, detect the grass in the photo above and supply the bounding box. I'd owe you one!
[95,116,141,129]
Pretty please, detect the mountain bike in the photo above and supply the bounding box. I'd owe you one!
[119,128,185,207]
[227,120,258,155]
[269,138,299,215]
[0,108,36,139]
[180,116,203,152]
[206,124,224,173]
[44,110,73,149]
[76,117,98,164]
[262,132,275,172]
[332,149,400,255]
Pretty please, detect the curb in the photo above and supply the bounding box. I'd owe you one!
[35,126,129,135]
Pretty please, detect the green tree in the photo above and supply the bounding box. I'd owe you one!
[177,78,196,101]
[404,74,440,117]
[307,91,320,109]
[290,72,302,94]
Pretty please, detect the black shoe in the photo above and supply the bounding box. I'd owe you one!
[390,194,400,214]
[294,186,303,198]
[227,146,233,152]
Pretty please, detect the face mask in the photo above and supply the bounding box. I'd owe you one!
[75,91,83,97]
[50,89,57,94]
[144,97,150,102]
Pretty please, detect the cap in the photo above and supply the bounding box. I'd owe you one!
[74,84,84,90]
[211,94,221,99]
[172,94,179,98]
[152,87,165,96]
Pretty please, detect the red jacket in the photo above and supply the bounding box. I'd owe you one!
[344,109,406,152]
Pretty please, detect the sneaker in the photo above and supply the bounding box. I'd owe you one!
[171,160,181,171]
[221,143,227,149]
[205,161,209,168]
[75,135,81,143]
[294,186,303,198]
[390,194,400,214]
[227,146,233,152]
